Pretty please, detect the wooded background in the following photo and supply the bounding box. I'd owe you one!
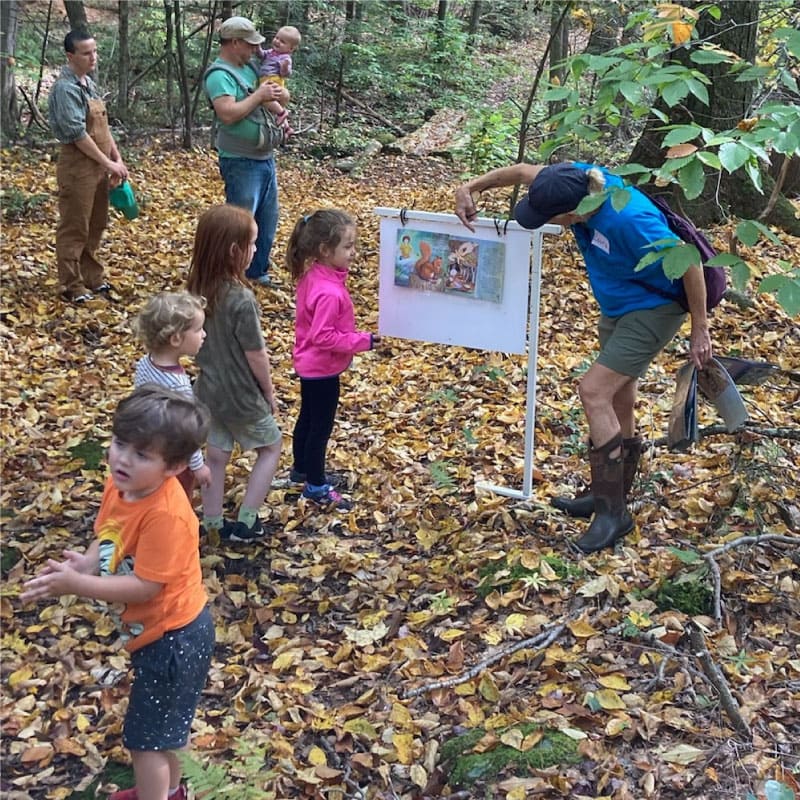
[2,3,800,798]
[2,1,799,312]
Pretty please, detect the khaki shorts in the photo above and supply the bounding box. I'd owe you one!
[597,302,686,378]
[207,412,281,452]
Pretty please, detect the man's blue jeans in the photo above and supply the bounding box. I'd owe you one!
[218,156,278,279]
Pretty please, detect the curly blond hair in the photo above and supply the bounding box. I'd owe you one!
[133,291,206,351]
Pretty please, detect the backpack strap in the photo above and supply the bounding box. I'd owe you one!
[204,62,284,156]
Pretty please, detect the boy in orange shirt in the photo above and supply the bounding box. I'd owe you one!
[22,385,213,800]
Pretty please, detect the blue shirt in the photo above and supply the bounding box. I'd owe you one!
[48,65,100,143]
[569,162,683,318]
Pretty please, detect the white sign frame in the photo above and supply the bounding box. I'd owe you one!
[374,208,562,499]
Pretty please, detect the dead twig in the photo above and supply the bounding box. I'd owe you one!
[402,622,565,698]
[323,82,405,134]
[702,533,799,622]
[17,85,49,131]
[688,621,753,742]
[651,422,800,448]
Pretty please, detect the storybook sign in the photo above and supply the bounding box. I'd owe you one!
[374,209,537,354]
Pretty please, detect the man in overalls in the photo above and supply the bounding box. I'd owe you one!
[48,30,128,304]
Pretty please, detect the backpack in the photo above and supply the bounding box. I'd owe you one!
[636,189,727,313]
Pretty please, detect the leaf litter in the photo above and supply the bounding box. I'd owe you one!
[1,143,799,799]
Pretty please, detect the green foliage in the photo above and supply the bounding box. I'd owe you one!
[0,187,50,221]
[476,554,582,599]
[428,388,460,403]
[428,590,456,614]
[1,546,22,576]
[455,104,519,175]
[71,762,134,799]
[428,460,456,490]
[178,741,275,800]
[538,4,800,314]
[654,570,712,615]
[758,261,800,317]
[463,427,478,445]
[67,438,106,471]
[442,725,581,787]
[472,365,507,382]
[621,611,652,638]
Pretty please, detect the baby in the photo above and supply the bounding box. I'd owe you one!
[256,25,301,131]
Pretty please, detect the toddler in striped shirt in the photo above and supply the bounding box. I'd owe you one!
[133,291,211,499]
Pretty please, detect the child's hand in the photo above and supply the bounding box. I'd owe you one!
[269,396,281,415]
[192,464,213,489]
[20,559,80,603]
[61,549,95,575]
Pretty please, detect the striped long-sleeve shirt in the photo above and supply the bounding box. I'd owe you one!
[134,355,205,472]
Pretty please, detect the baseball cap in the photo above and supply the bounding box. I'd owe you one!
[513,163,590,229]
[218,16,265,45]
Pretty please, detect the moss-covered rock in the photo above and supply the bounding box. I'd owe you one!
[442,725,581,788]
[71,762,134,799]
[476,554,582,599]
[655,572,712,615]
[67,437,105,471]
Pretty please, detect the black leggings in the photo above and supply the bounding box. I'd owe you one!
[292,375,340,486]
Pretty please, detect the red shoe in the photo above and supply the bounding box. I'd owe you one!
[109,790,137,800]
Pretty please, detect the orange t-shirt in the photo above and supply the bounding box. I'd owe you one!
[95,475,207,652]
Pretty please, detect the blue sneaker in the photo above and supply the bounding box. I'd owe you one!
[290,469,343,489]
[302,485,352,512]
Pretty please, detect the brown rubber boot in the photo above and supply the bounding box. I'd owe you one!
[552,436,642,518]
[575,433,634,553]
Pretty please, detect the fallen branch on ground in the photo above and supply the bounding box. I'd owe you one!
[702,533,799,622]
[403,621,566,698]
[651,423,800,448]
[688,621,753,742]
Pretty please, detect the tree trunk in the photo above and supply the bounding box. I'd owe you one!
[190,1,219,123]
[173,0,192,148]
[629,1,799,234]
[117,0,130,122]
[467,1,482,41]
[435,0,448,50]
[548,0,570,118]
[0,0,19,144]
[63,0,88,32]
[163,0,174,136]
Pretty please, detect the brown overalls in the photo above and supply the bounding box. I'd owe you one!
[55,97,113,297]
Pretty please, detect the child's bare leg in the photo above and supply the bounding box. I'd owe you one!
[242,440,281,512]
[266,99,285,117]
[167,750,182,790]
[201,445,230,518]
[131,750,171,799]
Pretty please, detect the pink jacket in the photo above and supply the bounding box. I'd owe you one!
[293,263,373,378]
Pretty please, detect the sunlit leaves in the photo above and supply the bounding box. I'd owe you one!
[3,140,799,799]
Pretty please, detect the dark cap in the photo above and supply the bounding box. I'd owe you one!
[513,163,590,229]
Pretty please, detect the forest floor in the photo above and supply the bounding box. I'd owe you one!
[1,138,799,800]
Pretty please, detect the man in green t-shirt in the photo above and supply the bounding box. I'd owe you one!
[204,17,289,286]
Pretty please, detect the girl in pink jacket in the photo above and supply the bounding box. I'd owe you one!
[287,209,380,511]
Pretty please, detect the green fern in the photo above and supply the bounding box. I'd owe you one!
[428,460,456,490]
[177,742,275,800]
